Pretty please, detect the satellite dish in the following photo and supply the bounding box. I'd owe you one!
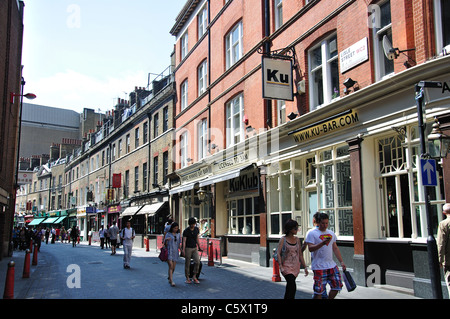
[382,35,398,60]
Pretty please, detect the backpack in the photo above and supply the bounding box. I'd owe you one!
[273,237,287,262]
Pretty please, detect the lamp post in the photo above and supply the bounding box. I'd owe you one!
[415,81,443,299]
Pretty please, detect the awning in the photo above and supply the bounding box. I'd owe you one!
[54,216,67,224]
[120,206,142,218]
[42,217,59,224]
[199,164,256,187]
[28,218,46,226]
[169,181,198,195]
[136,202,167,216]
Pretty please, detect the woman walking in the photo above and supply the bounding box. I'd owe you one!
[164,222,181,287]
[276,219,309,299]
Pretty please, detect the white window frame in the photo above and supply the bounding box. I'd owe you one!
[433,0,450,53]
[181,31,188,60]
[372,0,394,81]
[225,21,243,70]
[308,33,339,110]
[226,93,244,147]
[274,0,283,30]
[198,5,208,39]
[197,119,208,160]
[198,60,208,96]
[277,100,286,125]
[181,80,188,111]
[180,132,189,168]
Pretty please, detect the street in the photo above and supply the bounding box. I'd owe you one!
[1,240,419,301]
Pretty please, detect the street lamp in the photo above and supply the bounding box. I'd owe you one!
[415,81,444,299]
[428,118,450,159]
[10,92,36,104]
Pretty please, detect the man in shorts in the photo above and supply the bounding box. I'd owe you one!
[305,212,346,299]
[108,223,120,255]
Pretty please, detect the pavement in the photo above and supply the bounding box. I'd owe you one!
[0,239,420,302]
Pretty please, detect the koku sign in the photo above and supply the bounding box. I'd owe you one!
[262,56,294,101]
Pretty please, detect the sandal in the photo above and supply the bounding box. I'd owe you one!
[193,278,200,284]
[185,279,192,284]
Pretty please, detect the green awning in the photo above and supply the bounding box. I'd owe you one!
[54,216,67,224]
[28,218,46,226]
[42,217,59,224]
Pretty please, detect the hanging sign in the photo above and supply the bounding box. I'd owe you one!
[262,56,294,101]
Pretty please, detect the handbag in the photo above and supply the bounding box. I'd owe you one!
[159,246,168,262]
[342,269,357,292]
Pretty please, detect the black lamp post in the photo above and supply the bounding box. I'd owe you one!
[415,81,443,299]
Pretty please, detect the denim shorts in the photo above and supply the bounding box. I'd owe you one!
[312,266,343,294]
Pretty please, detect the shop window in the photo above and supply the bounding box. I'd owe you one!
[228,196,260,235]
[182,190,211,230]
[377,129,445,239]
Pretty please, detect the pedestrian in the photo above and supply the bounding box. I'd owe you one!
[200,219,210,238]
[277,219,309,299]
[105,225,110,248]
[164,222,181,287]
[99,226,106,249]
[182,217,202,284]
[120,220,135,269]
[437,203,450,299]
[164,218,173,238]
[45,228,50,244]
[108,223,120,255]
[70,226,79,247]
[34,226,43,252]
[51,227,56,244]
[305,212,346,299]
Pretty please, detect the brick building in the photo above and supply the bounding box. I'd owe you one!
[0,0,25,258]
[169,0,450,298]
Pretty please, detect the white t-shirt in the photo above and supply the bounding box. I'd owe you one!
[305,228,337,270]
[121,227,135,245]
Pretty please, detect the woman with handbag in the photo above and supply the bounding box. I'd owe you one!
[277,219,309,299]
[164,222,181,287]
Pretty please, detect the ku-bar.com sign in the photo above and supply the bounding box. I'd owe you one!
[262,57,294,101]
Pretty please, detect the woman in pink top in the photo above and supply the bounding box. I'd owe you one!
[276,219,309,299]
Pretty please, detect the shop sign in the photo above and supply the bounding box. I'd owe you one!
[423,79,450,103]
[290,109,359,143]
[340,38,368,73]
[215,152,249,173]
[180,166,211,183]
[108,205,121,214]
[229,170,259,193]
[77,207,86,217]
[262,56,294,101]
[17,172,32,185]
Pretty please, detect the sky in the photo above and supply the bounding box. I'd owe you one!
[21,0,187,114]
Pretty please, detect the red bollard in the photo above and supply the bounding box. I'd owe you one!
[272,255,281,282]
[32,244,38,266]
[23,249,31,278]
[88,235,91,245]
[145,238,149,252]
[208,242,214,266]
[3,261,15,299]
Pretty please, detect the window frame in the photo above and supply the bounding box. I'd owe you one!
[225,21,243,70]
[226,93,245,147]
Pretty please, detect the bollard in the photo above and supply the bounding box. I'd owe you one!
[23,249,31,278]
[88,235,91,245]
[29,240,33,252]
[272,249,281,282]
[32,244,38,266]
[208,242,214,266]
[3,261,15,299]
[145,238,149,252]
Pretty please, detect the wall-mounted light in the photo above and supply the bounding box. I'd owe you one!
[10,92,36,104]
[428,118,450,159]
[287,112,298,120]
[343,78,358,95]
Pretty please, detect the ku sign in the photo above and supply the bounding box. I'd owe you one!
[262,57,294,101]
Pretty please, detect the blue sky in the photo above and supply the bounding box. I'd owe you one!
[22,0,186,113]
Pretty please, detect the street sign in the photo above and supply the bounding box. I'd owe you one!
[420,159,438,186]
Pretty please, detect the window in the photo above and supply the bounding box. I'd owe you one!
[153,156,159,186]
[163,106,169,132]
[124,170,129,198]
[372,1,394,80]
[118,140,122,158]
[198,60,208,95]
[126,135,130,153]
[180,132,189,168]
[226,93,244,147]
[163,152,169,185]
[143,122,148,144]
[225,21,243,70]
[198,119,208,160]
[434,0,450,52]
[135,127,140,148]
[228,196,260,235]
[274,0,283,30]
[143,163,148,192]
[181,80,188,111]
[154,113,159,138]
[102,150,105,166]
[134,166,139,192]
[309,34,340,109]
[198,6,208,39]
[277,100,286,125]
[181,32,188,60]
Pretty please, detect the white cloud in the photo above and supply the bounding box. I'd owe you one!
[26,69,147,113]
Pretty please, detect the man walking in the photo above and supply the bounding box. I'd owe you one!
[121,220,135,269]
[305,212,346,299]
[437,203,450,298]
[182,217,202,284]
[108,223,119,255]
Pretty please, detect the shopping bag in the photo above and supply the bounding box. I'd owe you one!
[159,247,168,262]
[342,270,357,292]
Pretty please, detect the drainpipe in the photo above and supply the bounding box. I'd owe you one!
[264,0,272,128]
